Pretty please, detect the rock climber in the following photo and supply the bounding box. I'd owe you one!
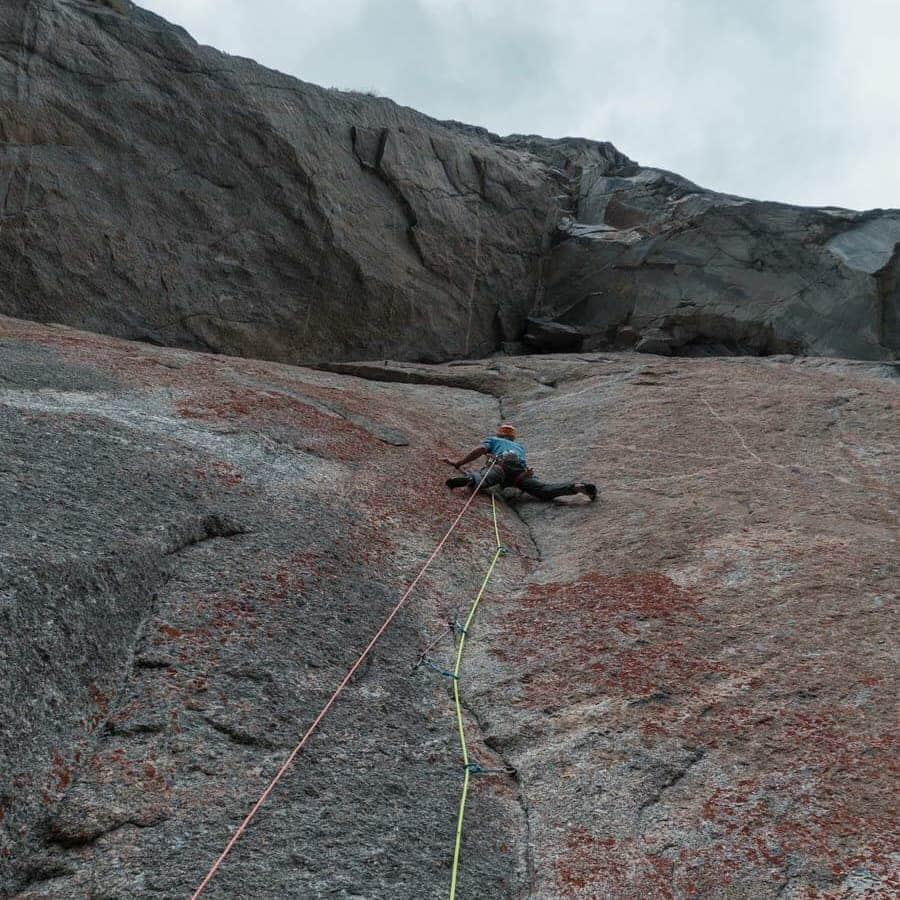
[444,423,597,502]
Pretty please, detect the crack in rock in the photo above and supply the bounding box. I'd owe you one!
[635,747,707,825]
[162,513,247,556]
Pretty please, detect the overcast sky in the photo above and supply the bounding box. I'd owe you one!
[141,0,899,210]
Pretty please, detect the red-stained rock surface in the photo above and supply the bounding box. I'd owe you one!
[1,315,897,899]
[473,353,898,900]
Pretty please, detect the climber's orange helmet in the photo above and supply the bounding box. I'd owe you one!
[496,423,517,438]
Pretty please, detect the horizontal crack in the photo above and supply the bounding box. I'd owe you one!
[163,514,247,556]
[48,810,169,850]
[314,361,505,398]
[200,713,278,750]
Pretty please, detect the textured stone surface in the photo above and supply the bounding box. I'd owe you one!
[0,0,558,364]
[0,1,897,366]
[0,315,532,898]
[538,167,900,360]
[1,315,896,898]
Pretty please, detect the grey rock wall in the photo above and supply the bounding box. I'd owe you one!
[1,315,897,898]
[0,0,558,364]
[534,159,900,360]
[0,0,897,365]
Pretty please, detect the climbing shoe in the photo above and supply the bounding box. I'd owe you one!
[446,475,470,489]
[582,483,598,502]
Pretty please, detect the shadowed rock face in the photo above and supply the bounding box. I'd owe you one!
[538,163,900,360]
[0,1,897,365]
[1,315,896,898]
[0,0,562,364]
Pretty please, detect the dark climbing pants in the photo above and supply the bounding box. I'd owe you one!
[469,463,580,501]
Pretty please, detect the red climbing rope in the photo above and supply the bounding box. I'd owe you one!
[191,471,489,898]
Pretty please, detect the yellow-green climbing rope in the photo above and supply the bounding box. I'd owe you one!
[448,493,505,900]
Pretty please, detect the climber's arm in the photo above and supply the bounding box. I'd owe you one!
[443,446,489,469]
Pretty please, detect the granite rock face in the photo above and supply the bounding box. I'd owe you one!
[0,1,897,364]
[0,0,558,364]
[1,315,897,898]
[538,162,900,360]
[2,4,898,899]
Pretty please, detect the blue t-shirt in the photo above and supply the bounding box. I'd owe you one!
[482,436,527,465]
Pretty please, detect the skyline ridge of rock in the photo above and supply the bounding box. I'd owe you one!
[0,0,896,365]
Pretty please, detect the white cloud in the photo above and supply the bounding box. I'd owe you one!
[139,0,899,209]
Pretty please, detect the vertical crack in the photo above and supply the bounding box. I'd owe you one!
[492,393,540,895]
[496,395,544,566]
[456,690,535,898]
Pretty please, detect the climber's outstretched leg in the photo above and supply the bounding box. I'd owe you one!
[518,476,597,502]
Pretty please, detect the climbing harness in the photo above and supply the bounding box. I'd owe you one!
[190,468,494,898]
[510,466,534,488]
[492,451,534,489]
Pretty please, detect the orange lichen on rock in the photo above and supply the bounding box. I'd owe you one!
[498,572,709,705]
